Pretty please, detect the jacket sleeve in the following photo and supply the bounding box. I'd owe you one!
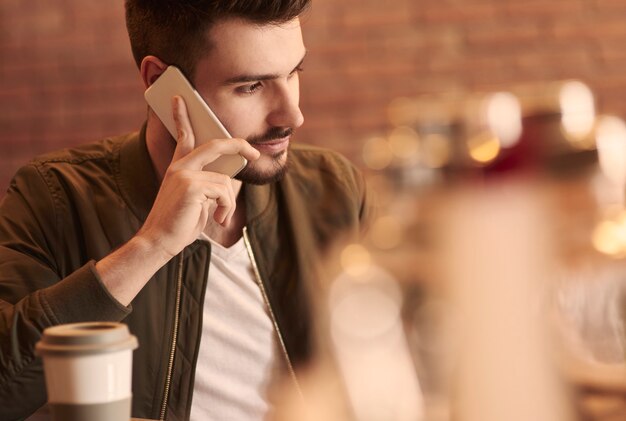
[353,164,375,233]
[0,164,131,420]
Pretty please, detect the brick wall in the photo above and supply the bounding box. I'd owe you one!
[2,0,626,191]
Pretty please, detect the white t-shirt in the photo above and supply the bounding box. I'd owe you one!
[189,234,277,421]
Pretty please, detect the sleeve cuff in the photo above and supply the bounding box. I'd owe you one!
[40,261,132,324]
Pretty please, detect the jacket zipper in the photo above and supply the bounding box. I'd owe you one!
[243,227,302,397]
[159,252,184,420]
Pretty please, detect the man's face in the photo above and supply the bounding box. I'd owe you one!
[193,18,306,184]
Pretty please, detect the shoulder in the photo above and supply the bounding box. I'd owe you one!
[280,143,372,248]
[30,133,133,170]
[289,143,358,171]
[288,143,363,190]
[7,132,138,211]
[19,132,138,190]
[285,143,368,218]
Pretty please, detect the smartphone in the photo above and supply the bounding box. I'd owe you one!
[144,65,247,177]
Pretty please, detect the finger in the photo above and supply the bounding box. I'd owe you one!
[223,180,237,226]
[171,169,233,195]
[171,96,195,162]
[197,181,233,225]
[213,205,230,226]
[176,171,234,224]
[206,174,236,226]
[174,138,260,171]
[211,187,233,225]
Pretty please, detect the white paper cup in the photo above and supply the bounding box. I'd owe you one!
[36,322,138,421]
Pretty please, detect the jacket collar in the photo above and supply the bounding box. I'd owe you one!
[244,183,274,225]
[118,123,160,223]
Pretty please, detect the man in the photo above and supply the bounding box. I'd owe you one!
[0,1,370,420]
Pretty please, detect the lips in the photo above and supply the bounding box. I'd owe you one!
[251,136,290,154]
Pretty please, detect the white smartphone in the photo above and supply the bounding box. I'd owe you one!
[144,65,247,177]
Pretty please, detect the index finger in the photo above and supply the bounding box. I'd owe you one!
[176,137,260,171]
[171,96,195,162]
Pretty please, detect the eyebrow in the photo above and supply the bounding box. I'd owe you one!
[223,52,307,85]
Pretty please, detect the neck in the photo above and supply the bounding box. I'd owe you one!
[145,115,246,247]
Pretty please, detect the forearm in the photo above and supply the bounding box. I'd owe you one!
[95,235,173,307]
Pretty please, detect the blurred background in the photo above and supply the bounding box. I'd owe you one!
[2,0,626,189]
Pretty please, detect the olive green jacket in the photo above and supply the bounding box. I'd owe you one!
[0,125,370,420]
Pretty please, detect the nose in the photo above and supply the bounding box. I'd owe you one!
[267,80,304,129]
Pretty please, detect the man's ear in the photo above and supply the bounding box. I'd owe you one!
[140,56,168,89]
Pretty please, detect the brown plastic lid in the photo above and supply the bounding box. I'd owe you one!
[36,322,138,357]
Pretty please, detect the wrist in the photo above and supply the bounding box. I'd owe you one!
[95,234,175,306]
[130,232,177,267]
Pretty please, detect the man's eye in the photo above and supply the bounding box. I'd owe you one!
[237,82,262,95]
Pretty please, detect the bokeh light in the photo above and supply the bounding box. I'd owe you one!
[340,243,372,277]
[592,213,626,258]
[559,80,596,149]
[421,133,452,168]
[467,131,501,164]
[595,115,626,188]
[329,266,402,342]
[362,136,394,170]
[388,126,420,161]
[328,266,424,421]
[483,92,522,149]
[369,215,403,250]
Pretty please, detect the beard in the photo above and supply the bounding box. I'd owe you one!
[235,127,293,185]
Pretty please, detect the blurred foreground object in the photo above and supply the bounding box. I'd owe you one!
[327,262,423,420]
[440,184,574,421]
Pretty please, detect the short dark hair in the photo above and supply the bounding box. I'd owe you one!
[125,0,310,79]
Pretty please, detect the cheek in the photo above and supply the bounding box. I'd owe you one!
[218,101,267,139]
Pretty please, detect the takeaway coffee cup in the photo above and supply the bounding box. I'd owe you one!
[35,322,138,421]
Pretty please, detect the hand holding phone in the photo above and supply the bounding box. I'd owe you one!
[144,66,247,177]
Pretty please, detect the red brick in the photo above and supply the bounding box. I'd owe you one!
[465,23,544,50]
[552,18,626,41]
[340,4,414,29]
[417,3,499,24]
[505,0,586,19]
[594,0,626,11]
